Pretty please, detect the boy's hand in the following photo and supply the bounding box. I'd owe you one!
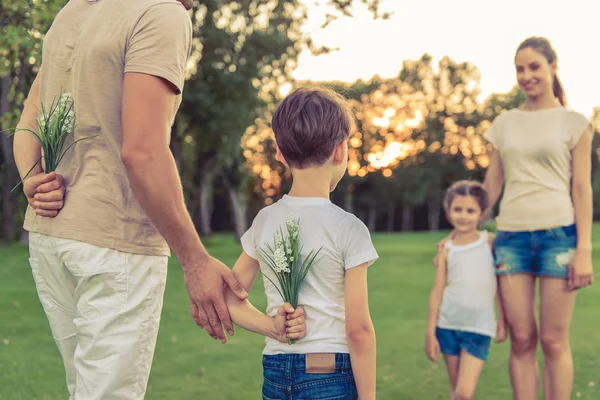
[425,333,440,363]
[495,320,507,344]
[273,303,306,343]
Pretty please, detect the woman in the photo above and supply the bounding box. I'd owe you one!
[482,36,594,400]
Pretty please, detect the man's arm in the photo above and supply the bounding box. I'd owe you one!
[121,72,246,342]
[14,74,42,178]
[13,72,65,217]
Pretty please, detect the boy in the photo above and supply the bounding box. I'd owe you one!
[225,87,378,400]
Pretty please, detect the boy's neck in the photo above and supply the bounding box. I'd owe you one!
[288,168,331,199]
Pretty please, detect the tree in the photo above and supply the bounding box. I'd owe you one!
[179,0,389,238]
[0,0,68,241]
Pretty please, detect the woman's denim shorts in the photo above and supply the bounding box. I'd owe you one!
[494,224,577,278]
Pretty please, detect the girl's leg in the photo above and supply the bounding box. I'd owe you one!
[443,354,460,396]
[539,277,577,400]
[451,350,485,400]
[498,274,539,400]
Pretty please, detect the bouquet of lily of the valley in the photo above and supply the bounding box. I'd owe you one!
[8,91,88,191]
[260,216,322,344]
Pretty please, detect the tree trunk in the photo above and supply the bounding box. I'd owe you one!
[0,75,18,241]
[220,172,248,239]
[386,202,395,232]
[401,206,413,232]
[20,228,29,245]
[367,204,376,232]
[428,197,441,231]
[169,121,182,172]
[198,169,215,237]
[344,186,354,213]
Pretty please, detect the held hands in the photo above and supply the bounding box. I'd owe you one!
[273,303,306,343]
[23,171,66,217]
[185,256,248,343]
[425,333,440,363]
[568,249,594,291]
[495,319,507,344]
[432,231,456,267]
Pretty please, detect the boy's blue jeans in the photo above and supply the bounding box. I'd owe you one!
[262,353,358,400]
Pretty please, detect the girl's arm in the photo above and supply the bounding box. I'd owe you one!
[570,124,594,290]
[224,252,306,343]
[345,263,377,400]
[482,149,505,220]
[427,249,448,337]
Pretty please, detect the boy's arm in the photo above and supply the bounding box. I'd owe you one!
[224,252,305,342]
[426,249,448,337]
[345,263,376,400]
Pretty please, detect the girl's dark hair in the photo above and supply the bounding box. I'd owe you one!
[516,36,566,106]
[444,180,489,212]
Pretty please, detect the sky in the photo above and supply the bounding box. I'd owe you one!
[292,0,600,118]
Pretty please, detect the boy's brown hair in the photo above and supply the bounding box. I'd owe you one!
[444,180,489,212]
[271,86,354,169]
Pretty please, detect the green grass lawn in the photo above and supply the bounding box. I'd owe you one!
[1,230,599,399]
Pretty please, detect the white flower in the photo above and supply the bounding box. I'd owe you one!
[273,246,288,273]
[285,216,298,232]
[48,92,74,133]
[275,232,283,248]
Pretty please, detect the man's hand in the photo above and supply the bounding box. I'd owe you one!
[185,256,248,343]
[273,303,306,343]
[23,171,66,217]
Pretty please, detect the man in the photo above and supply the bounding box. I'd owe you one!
[14,0,248,398]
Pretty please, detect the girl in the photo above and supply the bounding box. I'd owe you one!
[483,36,593,400]
[426,180,506,400]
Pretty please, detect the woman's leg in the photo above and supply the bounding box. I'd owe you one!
[498,274,539,400]
[539,277,577,400]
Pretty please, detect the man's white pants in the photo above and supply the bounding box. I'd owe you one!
[28,233,168,400]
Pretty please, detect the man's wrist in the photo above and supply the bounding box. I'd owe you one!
[177,235,210,272]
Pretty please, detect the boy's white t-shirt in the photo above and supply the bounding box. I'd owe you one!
[241,195,379,355]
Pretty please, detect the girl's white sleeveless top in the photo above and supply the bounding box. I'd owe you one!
[437,231,497,337]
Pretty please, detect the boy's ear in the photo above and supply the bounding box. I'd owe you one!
[332,141,346,166]
[276,145,289,167]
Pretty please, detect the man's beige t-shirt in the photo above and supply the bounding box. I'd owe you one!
[24,0,192,256]
[484,107,591,232]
